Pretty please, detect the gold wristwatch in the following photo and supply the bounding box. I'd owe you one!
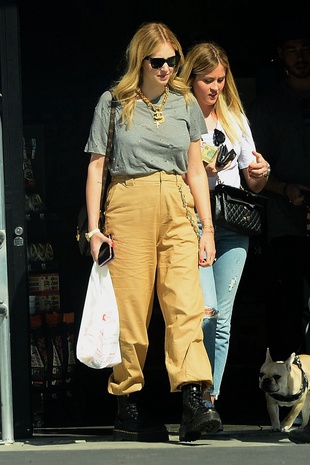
[85,228,100,242]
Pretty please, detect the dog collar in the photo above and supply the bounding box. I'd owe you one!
[269,355,309,403]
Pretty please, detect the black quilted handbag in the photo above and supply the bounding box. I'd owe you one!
[213,184,266,237]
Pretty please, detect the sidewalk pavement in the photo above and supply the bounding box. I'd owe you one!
[1,424,309,465]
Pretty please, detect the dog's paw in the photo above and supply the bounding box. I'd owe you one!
[270,427,282,432]
[280,425,293,432]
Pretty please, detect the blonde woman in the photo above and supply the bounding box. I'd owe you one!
[84,23,221,442]
[180,42,269,427]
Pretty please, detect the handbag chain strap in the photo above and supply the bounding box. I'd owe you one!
[178,185,201,242]
[100,96,117,210]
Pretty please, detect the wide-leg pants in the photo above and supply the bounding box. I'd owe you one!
[104,171,213,395]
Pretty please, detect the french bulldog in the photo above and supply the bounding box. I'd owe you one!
[259,348,310,432]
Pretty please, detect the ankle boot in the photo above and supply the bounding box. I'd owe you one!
[113,392,169,442]
[179,383,221,442]
[288,421,310,443]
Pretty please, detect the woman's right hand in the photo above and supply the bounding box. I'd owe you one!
[90,232,113,262]
[204,159,232,177]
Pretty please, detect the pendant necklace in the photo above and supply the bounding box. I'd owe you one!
[136,86,169,128]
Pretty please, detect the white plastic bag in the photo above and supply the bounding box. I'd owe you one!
[77,262,121,369]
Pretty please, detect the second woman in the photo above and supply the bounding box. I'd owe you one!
[180,41,270,425]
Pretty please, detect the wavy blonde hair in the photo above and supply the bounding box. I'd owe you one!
[180,42,250,144]
[111,22,193,128]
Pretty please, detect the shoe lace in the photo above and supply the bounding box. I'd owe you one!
[126,399,139,420]
[188,387,202,408]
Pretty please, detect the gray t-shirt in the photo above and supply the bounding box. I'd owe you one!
[84,90,206,176]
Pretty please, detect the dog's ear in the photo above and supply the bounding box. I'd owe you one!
[266,347,273,363]
[284,352,296,371]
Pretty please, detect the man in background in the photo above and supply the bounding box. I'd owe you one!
[250,14,310,361]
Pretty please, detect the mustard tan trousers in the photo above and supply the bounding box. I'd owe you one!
[105,171,213,395]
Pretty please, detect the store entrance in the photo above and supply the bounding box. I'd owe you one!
[0,2,32,439]
[1,0,287,438]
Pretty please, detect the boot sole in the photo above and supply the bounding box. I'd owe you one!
[288,434,310,444]
[113,428,169,442]
[179,418,221,442]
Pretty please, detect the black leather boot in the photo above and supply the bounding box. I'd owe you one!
[179,383,221,442]
[113,392,169,442]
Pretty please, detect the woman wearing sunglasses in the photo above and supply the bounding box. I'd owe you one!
[180,42,270,427]
[84,23,221,442]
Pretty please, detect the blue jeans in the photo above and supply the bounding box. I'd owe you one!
[199,221,249,398]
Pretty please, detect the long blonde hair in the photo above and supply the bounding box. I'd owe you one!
[180,42,250,144]
[111,22,193,128]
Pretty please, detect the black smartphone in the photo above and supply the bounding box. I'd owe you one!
[98,235,115,266]
[216,147,236,168]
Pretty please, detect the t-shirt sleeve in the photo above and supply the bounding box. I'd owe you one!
[84,91,112,155]
[189,98,207,142]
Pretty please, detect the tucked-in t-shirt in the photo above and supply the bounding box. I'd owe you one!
[84,90,206,176]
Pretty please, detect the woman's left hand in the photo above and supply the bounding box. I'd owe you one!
[198,229,216,267]
[248,151,270,179]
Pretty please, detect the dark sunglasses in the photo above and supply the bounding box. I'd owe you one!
[213,128,226,146]
[144,54,180,69]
